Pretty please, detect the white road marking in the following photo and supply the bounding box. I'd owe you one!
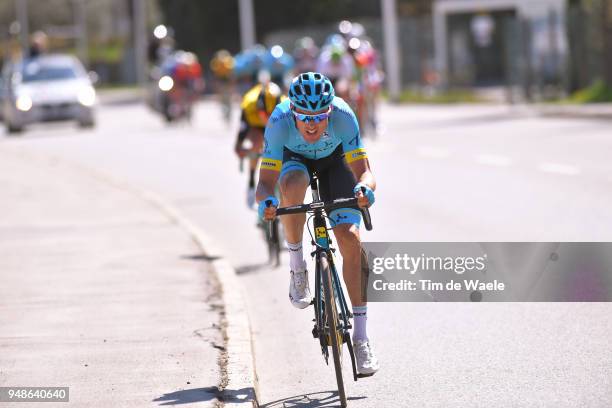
[475,154,512,167]
[538,162,581,176]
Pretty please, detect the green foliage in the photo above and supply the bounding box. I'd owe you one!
[391,89,484,104]
[87,42,125,64]
[570,80,612,103]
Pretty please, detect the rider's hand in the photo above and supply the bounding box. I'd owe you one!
[234,143,248,159]
[354,183,375,208]
[258,196,279,221]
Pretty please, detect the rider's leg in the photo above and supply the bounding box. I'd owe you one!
[248,128,264,181]
[334,222,371,344]
[246,129,264,207]
[333,223,364,308]
[279,169,309,247]
[279,169,311,308]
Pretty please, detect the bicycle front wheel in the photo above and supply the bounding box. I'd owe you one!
[320,252,347,407]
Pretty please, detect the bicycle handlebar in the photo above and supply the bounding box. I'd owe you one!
[267,196,373,231]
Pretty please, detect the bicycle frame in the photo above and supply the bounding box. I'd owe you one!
[308,176,353,366]
[271,172,373,384]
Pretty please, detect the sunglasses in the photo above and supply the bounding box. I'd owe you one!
[292,107,332,124]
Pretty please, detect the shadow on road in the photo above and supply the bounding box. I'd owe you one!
[181,253,222,262]
[235,261,277,275]
[155,386,257,405]
[154,387,218,405]
[260,391,367,407]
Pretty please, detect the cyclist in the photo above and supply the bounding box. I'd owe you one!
[263,45,295,91]
[235,76,284,208]
[293,37,319,75]
[210,49,236,123]
[255,72,379,375]
[316,41,354,102]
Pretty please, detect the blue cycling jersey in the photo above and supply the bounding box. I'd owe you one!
[260,97,367,172]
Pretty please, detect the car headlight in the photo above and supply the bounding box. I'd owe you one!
[158,75,174,92]
[16,95,32,112]
[78,87,96,107]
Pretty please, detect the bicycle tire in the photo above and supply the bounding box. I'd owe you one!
[272,218,281,267]
[267,219,281,266]
[320,252,347,407]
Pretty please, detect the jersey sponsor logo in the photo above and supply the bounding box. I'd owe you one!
[294,140,336,153]
[349,133,360,146]
[260,158,282,171]
[335,213,349,223]
[344,148,368,163]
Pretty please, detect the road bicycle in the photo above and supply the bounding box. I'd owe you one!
[267,173,373,408]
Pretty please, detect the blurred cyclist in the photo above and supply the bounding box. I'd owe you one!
[256,72,379,375]
[293,37,319,74]
[347,36,384,136]
[210,49,236,123]
[235,73,284,208]
[264,45,295,91]
[316,40,354,101]
[156,50,204,121]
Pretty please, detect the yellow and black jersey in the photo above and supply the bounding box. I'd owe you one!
[240,83,284,128]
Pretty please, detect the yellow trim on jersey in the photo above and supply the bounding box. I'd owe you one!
[344,148,368,164]
[260,158,282,172]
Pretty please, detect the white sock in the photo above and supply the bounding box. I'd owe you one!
[287,241,307,272]
[352,306,368,341]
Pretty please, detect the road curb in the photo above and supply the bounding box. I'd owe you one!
[7,148,259,407]
[141,191,260,407]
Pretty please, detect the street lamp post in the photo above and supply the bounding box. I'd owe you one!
[133,0,148,86]
[15,0,29,57]
[238,0,256,50]
[381,0,402,102]
[73,0,88,67]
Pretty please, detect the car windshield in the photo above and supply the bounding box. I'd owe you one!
[21,61,79,82]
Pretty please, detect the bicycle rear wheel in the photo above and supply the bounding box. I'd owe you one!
[320,252,347,407]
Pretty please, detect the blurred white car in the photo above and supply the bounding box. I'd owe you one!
[2,54,96,134]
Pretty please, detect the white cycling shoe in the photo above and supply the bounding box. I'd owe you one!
[354,339,380,375]
[289,269,311,309]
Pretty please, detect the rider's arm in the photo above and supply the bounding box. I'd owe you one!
[256,169,280,203]
[255,108,289,203]
[348,158,376,191]
[335,99,376,206]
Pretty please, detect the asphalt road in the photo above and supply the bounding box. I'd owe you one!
[2,100,611,407]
